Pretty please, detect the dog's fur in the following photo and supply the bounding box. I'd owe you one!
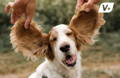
[10,4,105,78]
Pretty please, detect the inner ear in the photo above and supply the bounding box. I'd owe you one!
[10,18,54,60]
[69,4,105,46]
[70,27,82,51]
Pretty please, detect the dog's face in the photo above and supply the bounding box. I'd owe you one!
[49,24,78,67]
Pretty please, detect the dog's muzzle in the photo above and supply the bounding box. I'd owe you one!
[63,54,77,67]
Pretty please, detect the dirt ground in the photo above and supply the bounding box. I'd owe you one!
[0,63,120,78]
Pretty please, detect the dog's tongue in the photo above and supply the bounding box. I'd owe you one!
[65,55,76,64]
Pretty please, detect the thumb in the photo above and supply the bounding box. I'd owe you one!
[24,0,35,29]
[24,17,32,29]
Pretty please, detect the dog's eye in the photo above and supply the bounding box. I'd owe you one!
[52,37,57,42]
[66,32,72,36]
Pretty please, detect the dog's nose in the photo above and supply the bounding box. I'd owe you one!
[60,44,70,53]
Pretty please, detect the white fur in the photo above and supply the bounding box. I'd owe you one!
[29,24,82,78]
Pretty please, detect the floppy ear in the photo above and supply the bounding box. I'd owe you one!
[10,18,50,60]
[69,4,105,48]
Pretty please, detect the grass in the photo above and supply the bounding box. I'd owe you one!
[0,32,120,78]
[0,52,38,74]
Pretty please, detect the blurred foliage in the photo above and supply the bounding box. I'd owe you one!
[0,0,120,52]
[102,0,120,32]
[0,0,11,52]
[35,0,76,32]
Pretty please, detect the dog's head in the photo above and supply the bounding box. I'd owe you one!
[10,4,105,67]
[49,24,78,67]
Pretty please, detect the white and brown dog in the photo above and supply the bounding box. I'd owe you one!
[10,4,105,78]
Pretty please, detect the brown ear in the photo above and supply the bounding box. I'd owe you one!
[10,18,49,60]
[69,4,105,47]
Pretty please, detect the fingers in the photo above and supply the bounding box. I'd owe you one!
[4,4,11,13]
[76,0,100,12]
[11,11,21,24]
[85,0,94,11]
[5,2,21,24]
[6,0,35,29]
[86,0,100,11]
[4,2,14,13]
[24,0,36,29]
[78,0,84,6]
[76,0,84,10]
[24,17,32,29]
[4,2,17,24]
[11,13,15,24]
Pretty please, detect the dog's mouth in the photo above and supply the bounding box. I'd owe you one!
[63,54,77,67]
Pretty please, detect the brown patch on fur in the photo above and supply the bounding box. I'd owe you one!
[46,43,55,61]
[49,29,58,44]
[10,18,54,60]
[48,30,58,59]
[69,4,105,50]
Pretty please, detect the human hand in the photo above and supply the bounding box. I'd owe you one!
[76,0,100,11]
[5,0,36,29]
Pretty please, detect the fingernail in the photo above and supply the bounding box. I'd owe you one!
[11,20,14,24]
[24,23,29,29]
[25,25,28,29]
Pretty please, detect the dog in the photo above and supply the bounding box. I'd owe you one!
[10,3,105,78]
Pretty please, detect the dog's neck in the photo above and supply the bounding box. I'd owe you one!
[45,52,81,78]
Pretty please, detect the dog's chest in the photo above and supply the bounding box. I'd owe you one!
[43,69,78,78]
[62,74,69,78]
[43,73,76,78]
